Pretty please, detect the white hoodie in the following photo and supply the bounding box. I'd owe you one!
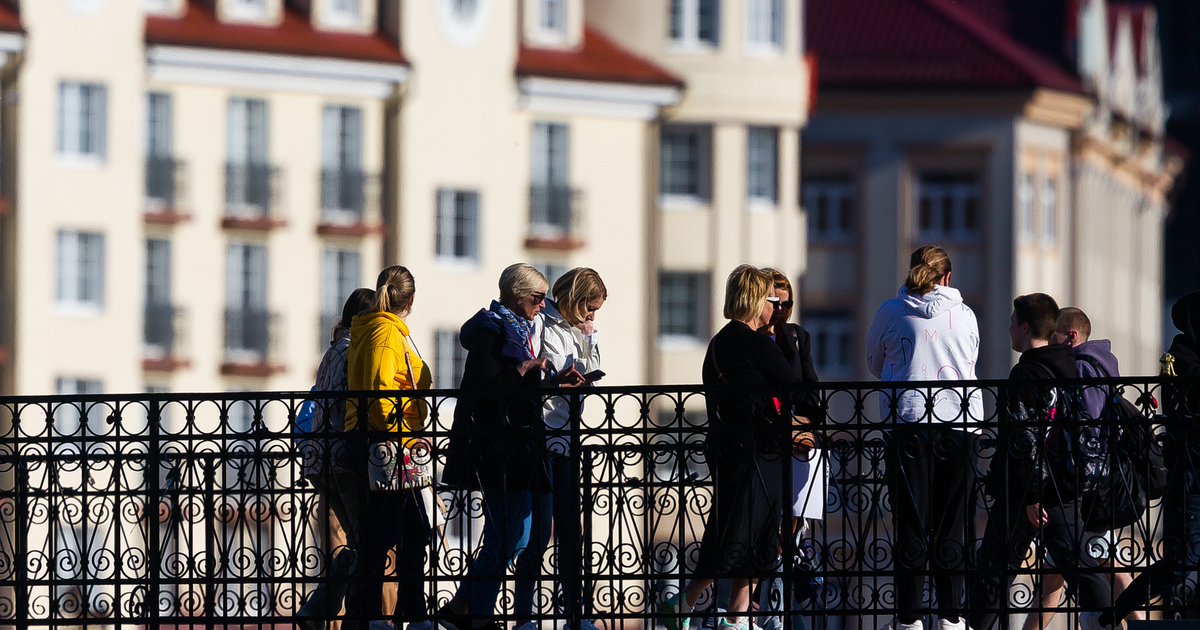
[866,285,982,428]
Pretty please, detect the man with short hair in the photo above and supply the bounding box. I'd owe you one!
[968,294,1113,630]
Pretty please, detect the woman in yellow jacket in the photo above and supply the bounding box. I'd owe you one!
[345,265,435,630]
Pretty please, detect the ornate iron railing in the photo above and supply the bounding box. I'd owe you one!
[0,377,1196,630]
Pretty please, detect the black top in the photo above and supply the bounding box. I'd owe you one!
[774,322,820,384]
[702,321,803,450]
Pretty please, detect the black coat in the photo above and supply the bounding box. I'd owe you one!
[440,311,549,493]
[773,322,824,422]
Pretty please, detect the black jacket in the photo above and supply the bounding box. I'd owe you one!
[441,310,549,493]
[702,321,804,454]
[774,322,823,421]
[990,343,1078,507]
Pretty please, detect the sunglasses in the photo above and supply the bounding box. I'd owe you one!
[530,292,546,303]
[767,297,794,310]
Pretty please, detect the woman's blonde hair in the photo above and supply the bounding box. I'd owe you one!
[499,263,548,304]
[552,267,608,324]
[723,264,773,322]
[905,245,952,297]
[764,268,795,322]
[370,265,416,314]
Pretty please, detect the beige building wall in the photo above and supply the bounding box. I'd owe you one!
[12,0,146,395]
[587,0,810,385]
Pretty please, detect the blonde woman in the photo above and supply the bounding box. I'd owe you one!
[344,266,434,630]
[441,264,571,630]
[513,267,606,630]
[662,265,803,630]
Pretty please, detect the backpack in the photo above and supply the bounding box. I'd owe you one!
[1074,355,1168,531]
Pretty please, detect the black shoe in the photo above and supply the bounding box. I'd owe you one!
[436,605,471,630]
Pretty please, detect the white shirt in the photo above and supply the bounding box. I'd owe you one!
[532,300,602,453]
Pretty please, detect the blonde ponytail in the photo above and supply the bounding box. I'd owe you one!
[904,245,951,297]
[370,265,416,315]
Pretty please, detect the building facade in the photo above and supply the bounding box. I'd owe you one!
[0,0,811,396]
[803,0,1181,380]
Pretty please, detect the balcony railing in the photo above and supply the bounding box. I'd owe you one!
[527,184,584,249]
[143,303,188,371]
[224,163,284,228]
[0,377,1195,629]
[318,169,382,235]
[222,308,283,375]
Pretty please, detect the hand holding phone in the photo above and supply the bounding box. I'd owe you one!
[583,370,606,383]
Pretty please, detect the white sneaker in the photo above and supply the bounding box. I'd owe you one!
[938,618,969,630]
[888,621,922,630]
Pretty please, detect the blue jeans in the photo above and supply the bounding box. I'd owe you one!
[457,488,538,617]
[513,455,587,619]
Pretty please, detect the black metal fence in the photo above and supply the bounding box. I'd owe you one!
[0,377,1196,630]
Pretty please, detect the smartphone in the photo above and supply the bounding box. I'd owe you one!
[583,370,606,383]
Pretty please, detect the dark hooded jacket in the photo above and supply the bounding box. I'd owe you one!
[1168,290,1200,385]
[988,343,1079,508]
[1165,291,1200,495]
[440,308,549,492]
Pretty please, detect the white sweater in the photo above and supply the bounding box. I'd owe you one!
[866,285,982,428]
[532,300,602,453]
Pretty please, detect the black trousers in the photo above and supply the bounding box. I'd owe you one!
[968,499,1112,630]
[887,426,977,623]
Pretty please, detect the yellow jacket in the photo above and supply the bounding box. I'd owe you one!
[344,311,433,445]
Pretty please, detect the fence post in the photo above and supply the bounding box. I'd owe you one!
[569,390,585,630]
[146,399,161,628]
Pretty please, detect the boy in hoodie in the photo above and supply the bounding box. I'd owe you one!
[968,294,1113,630]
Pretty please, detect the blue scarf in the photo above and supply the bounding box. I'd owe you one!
[490,300,535,362]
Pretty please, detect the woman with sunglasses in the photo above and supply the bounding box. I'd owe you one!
[761,270,818,384]
[440,263,583,630]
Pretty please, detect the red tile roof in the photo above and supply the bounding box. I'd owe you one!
[517,26,683,87]
[807,0,1084,93]
[0,1,22,34]
[146,0,405,65]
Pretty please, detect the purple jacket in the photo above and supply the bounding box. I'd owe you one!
[1073,339,1120,419]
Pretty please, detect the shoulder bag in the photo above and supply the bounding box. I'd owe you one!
[368,335,434,492]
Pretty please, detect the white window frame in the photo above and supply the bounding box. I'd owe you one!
[915,174,982,243]
[532,0,569,43]
[803,311,855,379]
[802,177,855,243]
[57,81,107,167]
[743,0,784,54]
[1041,176,1058,246]
[435,189,481,267]
[660,124,712,210]
[746,126,779,210]
[669,0,720,51]
[56,230,105,315]
[657,271,710,347]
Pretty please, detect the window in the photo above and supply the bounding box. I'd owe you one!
[539,0,567,34]
[435,330,468,389]
[670,0,720,47]
[1042,177,1058,244]
[226,97,270,212]
[745,0,783,50]
[531,122,571,235]
[803,311,855,379]
[56,231,105,311]
[916,174,981,242]
[436,190,480,263]
[746,126,779,206]
[1018,172,1035,242]
[226,243,269,357]
[58,82,107,162]
[533,262,567,287]
[328,0,360,21]
[802,177,854,242]
[144,239,174,355]
[321,248,361,342]
[321,106,364,217]
[660,124,712,204]
[146,92,175,203]
[658,272,709,340]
